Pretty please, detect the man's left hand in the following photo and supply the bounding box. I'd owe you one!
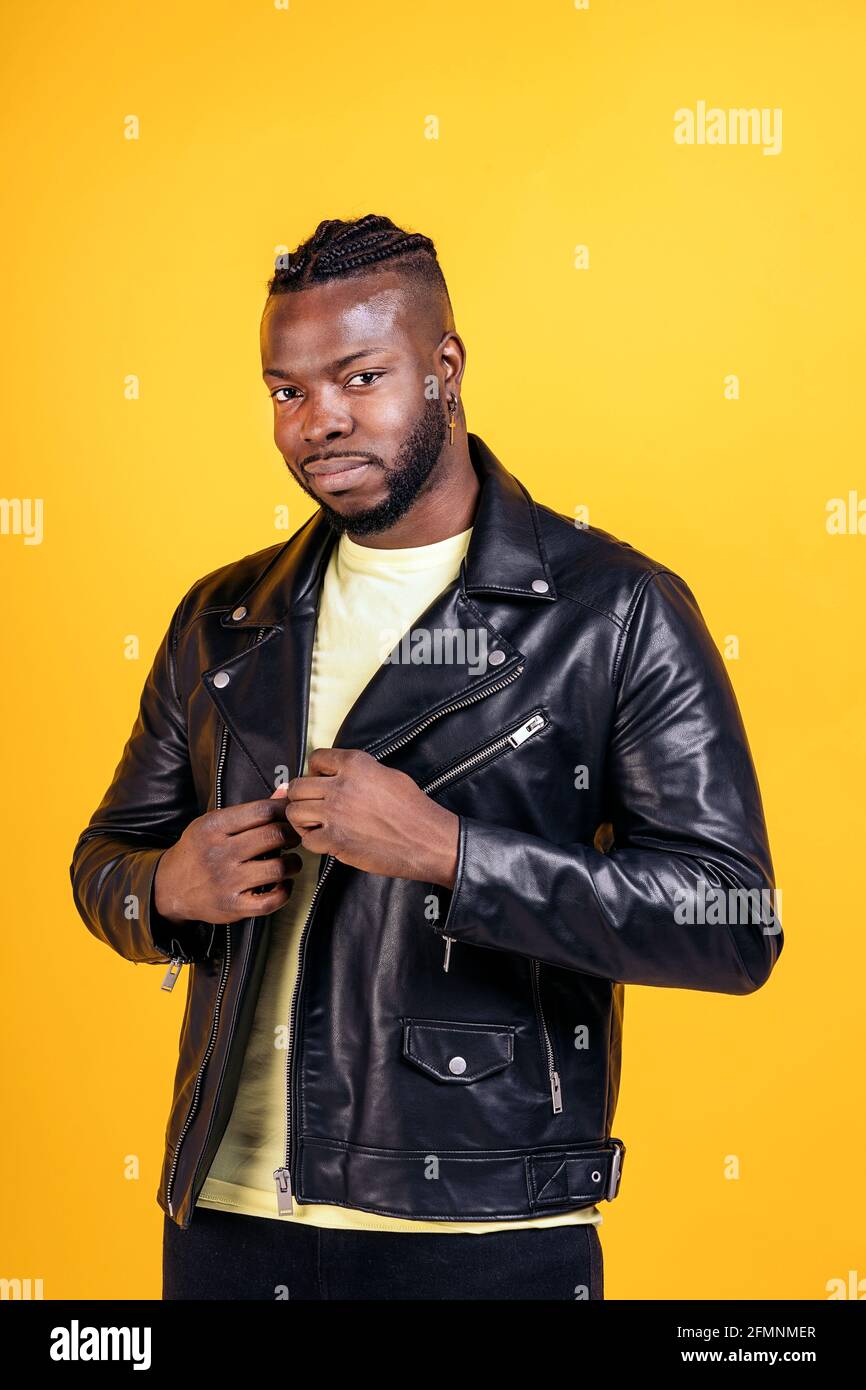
[281,748,459,888]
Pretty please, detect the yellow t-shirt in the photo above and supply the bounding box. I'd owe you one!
[197,524,602,1233]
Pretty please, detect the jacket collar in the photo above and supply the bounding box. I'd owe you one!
[219,433,557,631]
[204,434,557,791]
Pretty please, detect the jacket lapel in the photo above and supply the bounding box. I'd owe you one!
[201,434,557,793]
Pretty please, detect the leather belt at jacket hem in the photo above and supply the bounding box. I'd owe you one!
[295,1136,626,1221]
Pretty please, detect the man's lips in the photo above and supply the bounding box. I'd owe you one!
[303,457,373,493]
[304,457,370,476]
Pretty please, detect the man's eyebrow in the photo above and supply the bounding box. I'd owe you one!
[262,348,388,381]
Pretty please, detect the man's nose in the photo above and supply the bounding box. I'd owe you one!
[299,389,353,445]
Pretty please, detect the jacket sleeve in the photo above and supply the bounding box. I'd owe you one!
[69,593,215,967]
[433,568,783,995]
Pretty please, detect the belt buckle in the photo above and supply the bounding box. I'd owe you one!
[605,1139,625,1201]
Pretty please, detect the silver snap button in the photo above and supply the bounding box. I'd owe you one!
[231,605,247,621]
[591,1169,601,1183]
[448,1056,467,1075]
[531,578,550,593]
[488,650,505,666]
[213,671,231,688]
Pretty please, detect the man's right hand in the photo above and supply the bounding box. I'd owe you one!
[153,785,303,925]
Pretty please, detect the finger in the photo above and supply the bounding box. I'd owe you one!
[238,883,295,917]
[307,746,351,776]
[214,798,294,835]
[295,826,331,856]
[246,849,304,878]
[285,774,330,802]
[230,822,302,863]
[286,804,326,833]
[237,854,302,892]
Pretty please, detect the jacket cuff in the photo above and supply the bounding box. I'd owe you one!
[432,815,598,960]
[144,848,215,964]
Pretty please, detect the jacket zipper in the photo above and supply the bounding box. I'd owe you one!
[420,711,546,797]
[421,711,547,972]
[163,624,267,1219]
[273,659,528,1214]
[531,958,563,1113]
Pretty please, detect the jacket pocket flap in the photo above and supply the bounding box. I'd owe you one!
[402,1018,515,1083]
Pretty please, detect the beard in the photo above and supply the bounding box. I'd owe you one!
[289,393,448,538]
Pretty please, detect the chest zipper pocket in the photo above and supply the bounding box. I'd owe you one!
[420,710,548,799]
[419,709,549,974]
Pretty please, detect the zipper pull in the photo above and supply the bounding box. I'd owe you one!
[273,1167,294,1214]
[508,714,546,747]
[160,957,184,992]
[550,1070,563,1114]
[442,935,454,972]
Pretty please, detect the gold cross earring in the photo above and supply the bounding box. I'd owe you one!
[448,396,457,445]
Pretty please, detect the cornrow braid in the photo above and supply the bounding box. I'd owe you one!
[266,213,452,322]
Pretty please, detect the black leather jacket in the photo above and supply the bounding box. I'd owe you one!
[69,433,783,1229]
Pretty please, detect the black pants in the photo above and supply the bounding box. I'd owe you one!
[162,1207,604,1301]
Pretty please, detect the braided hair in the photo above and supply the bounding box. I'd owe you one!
[266,213,453,327]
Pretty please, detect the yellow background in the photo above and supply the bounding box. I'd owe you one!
[1,0,863,1299]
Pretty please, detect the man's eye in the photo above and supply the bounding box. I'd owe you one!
[272,387,299,402]
[347,371,384,387]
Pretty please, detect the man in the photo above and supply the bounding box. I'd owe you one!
[70,213,783,1302]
